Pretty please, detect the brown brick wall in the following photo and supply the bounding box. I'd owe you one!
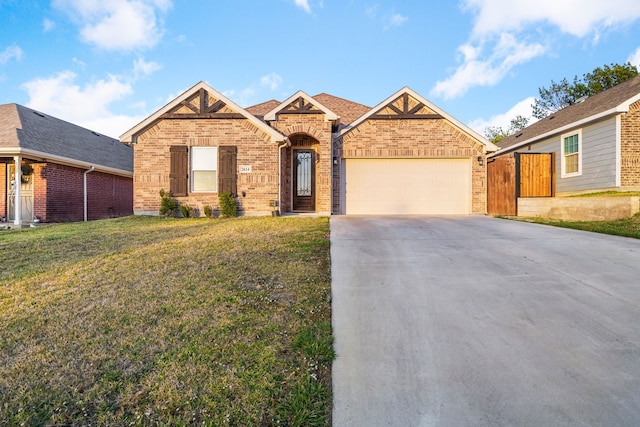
[134,118,279,215]
[621,101,640,186]
[336,118,487,214]
[270,114,333,213]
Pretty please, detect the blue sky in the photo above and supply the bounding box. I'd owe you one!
[1,0,640,139]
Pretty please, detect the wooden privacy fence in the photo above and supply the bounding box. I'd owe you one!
[487,152,555,216]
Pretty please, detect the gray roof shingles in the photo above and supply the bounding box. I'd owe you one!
[0,103,132,173]
[498,75,640,151]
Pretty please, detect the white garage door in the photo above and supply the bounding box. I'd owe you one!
[344,158,471,215]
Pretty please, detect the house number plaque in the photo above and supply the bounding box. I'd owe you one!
[240,165,252,173]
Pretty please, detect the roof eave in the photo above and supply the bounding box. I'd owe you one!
[263,90,339,122]
[0,147,133,177]
[120,81,285,144]
[491,105,627,157]
[341,86,499,152]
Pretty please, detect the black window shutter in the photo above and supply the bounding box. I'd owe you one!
[170,146,188,196]
[218,146,237,195]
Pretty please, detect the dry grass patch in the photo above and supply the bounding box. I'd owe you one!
[0,216,333,426]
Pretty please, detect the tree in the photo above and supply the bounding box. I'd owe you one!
[484,115,530,144]
[532,62,638,119]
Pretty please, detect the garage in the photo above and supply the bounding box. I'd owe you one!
[344,158,471,215]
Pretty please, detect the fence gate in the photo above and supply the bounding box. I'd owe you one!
[487,152,555,216]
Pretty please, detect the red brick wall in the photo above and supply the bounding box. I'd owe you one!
[621,101,640,186]
[40,163,132,222]
[86,171,134,220]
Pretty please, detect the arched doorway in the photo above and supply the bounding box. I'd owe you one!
[287,134,319,212]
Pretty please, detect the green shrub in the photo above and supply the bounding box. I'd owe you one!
[179,205,193,218]
[203,205,213,218]
[219,192,237,218]
[159,189,178,217]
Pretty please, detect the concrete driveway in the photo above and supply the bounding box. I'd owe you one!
[330,216,640,426]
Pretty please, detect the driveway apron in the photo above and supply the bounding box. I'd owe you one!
[330,216,640,426]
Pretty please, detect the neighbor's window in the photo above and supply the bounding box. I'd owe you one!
[561,130,581,177]
[191,147,218,192]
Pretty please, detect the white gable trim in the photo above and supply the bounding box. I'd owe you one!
[264,90,338,122]
[120,81,285,144]
[341,86,499,153]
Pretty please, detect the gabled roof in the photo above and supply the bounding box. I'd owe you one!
[340,87,499,152]
[0,103,133,175]
[245,99,281,120]
[497,75,640,153]
[312,93,370,128]
[263,90,338,122]
[120,81,285,144]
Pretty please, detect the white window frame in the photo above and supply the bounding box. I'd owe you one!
[190,147,218,192]
[560,129,582,178]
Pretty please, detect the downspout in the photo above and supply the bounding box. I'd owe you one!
[278,138,291,214]
[83,166,95,222]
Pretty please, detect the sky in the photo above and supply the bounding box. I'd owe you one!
[1,0,640,140]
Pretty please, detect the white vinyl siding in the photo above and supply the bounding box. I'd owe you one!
[191,147,218,192]
[344,158,471,215]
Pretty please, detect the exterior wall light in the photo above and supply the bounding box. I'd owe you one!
[477,156,484,166]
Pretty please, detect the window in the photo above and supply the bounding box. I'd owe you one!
[191,147,218,192]
[561,130,581,177]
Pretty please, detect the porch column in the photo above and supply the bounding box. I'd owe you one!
[13,155,21,226]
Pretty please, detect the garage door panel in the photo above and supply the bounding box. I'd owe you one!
[345,158,471,215]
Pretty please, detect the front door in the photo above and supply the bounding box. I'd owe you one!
[7,164,34,222]
[293,149,315,211]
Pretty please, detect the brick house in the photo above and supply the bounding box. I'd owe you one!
[493,75,640,195]
[121,81,498,216]
[0,103,133,226]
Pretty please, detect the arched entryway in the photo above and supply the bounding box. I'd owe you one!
[285,134,320,213]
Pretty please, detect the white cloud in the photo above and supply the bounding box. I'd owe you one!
[0,45,23,64]
[431,34,546,99]
[223,72,285,106]
[133,57,162,79]
[384,13,408,30]
[260,72,283,91]
[468,96,537,134]
[463,0,640,38]
[433,0,640,100]
[21,66,150,138]
[43,18,55,32]
[53,0,172,51]
[629,47,640,69]
[294,0,311,13]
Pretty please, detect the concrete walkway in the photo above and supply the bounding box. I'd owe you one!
[331,216,640,426]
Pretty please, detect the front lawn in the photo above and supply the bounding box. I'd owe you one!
[0,216,333,426]
[521,212,640,239]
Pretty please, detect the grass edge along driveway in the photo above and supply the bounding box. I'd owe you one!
[0,216,333,426]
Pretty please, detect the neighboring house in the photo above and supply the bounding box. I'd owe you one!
[0,104,133,226]
[121,81,498,216]
[493,75,640,195]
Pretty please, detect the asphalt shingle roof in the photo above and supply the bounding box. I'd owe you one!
[0,103,133,173]
[497,75,640,151]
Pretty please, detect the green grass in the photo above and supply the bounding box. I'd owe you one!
[518,212,640,239]
[0,216,333,426]
[568,190,640,197]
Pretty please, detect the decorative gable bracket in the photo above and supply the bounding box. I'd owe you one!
[371,93,443,120]
[278,96,324,115]
[161,88,244,119]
